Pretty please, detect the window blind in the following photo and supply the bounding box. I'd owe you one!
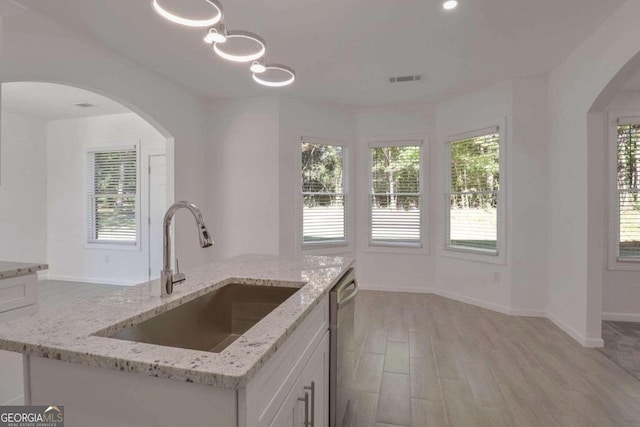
[301,142,346,244]
[87,148,138,244]
[370,145,421,245]
[617,123,640,259]
[446,131,499,253]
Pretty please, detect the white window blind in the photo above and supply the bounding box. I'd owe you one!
[616,122,640,260]
[446,129,500,254]
[87,147,138,245]
[301,141,346,245]
[370,145,421,245]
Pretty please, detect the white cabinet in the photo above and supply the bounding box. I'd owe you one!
[270,331,329,427]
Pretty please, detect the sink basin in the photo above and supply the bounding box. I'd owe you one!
[108,283,299,353]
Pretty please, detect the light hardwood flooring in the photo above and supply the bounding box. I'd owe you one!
[347,290,640,427]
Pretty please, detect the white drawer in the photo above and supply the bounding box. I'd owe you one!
[240,296,329,427]
[0,274,37,314]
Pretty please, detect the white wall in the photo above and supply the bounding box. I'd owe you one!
[46,113,165,285]
[208,97,280,259]
[548,0,640,346]
[3,10,212,272]
[279,97,357,257]
[355,104,435,291]
[0,110,47,263]
[208,96,356,260]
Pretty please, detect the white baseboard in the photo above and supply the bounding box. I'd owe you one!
[359,284,598,347]
[44,274,138,287]
[602,312,640,322]
[359,284,433,294]
[2,394,24,406]
[546,311,604,348]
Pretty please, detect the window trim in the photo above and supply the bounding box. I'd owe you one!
[298,136,352,252]
[85,143,141,252]
[608,110,640,271]
[442,120,506,265]
[366,135,429,253]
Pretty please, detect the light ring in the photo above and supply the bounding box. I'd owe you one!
[252,64,296,87]
[213,30,266,63]
[152,0,223,27]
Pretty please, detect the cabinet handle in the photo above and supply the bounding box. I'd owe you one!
[304,381,315,427]
[298,392,310,427]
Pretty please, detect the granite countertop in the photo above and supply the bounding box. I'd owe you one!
[0,261,48,279]
[0,254,353,389]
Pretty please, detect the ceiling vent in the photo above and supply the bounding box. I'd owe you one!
[389,74,423,84]
[72,101,95,108]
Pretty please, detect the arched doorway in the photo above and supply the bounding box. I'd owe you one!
[1,81,174,284]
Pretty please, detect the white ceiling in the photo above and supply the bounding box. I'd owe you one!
[14,0,625,107]
[1,82,130,121]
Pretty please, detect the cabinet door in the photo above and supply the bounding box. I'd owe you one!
[300,331,330,427]
[269,331,329,427]
[269,374,304,427]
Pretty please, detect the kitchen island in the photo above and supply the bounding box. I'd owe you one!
[0,254,353,427]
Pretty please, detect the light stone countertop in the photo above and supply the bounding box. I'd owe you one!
[0,261,48,279]
[0,254,353,389]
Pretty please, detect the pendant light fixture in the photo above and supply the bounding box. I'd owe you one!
[252,64,296,87]
[152,0,223,27]
[250,59,266,74]
[213,30,266,62]
[204,23,227,44]
[153,0,295,87]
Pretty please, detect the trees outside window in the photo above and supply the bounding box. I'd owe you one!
[301,142,346,245]
[616,123,640,259]
[370,144,422,246]
[446,131,500,254]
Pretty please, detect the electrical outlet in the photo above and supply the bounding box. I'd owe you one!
[493,271,500,284]
[105,255,110,264]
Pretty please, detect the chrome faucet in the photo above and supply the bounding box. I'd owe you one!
[161,201,213,297]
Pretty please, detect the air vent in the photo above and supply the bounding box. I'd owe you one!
[72,101,95,108]
[389,74,423,84]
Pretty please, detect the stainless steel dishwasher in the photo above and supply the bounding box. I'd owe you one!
[329,267,358,427]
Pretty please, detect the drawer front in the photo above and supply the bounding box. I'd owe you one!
[242,296,329,427]
[0,275,37,314]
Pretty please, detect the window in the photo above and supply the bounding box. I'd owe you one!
[446,127,501,255]
[301,141,347,246]
[615,120,640,261]
[369,142,422,246]
[87,146,138,246]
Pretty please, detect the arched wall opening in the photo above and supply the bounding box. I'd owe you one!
[547,1,640,346]
[585,51,640,338]
[0,81,175,285]
[2,9,213,272]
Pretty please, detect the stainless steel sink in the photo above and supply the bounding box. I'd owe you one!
[108,284,299,353]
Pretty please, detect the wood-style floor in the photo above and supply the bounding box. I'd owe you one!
[348,290,640,427]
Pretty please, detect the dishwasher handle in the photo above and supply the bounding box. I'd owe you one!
[336,277,358,309]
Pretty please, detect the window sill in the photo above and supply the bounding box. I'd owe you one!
[365,242,428,255]
[608,258,640,272]
[86,242,141,252]
[441,246,505,265]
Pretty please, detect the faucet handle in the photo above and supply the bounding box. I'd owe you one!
[172,258,186,285]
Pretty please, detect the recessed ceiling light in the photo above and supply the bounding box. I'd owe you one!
[443,0,458,10]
